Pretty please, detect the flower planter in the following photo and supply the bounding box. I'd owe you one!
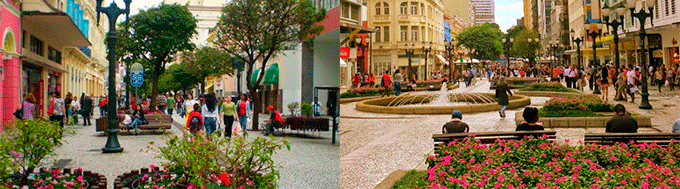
[114,167,189,189]
[2,168,107,189]
[284,116,330,131]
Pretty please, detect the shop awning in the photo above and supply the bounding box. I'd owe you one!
[340,22,376,33]
[22,11,91,47]
[435,55,448,65]
[250,63,279,85]
[580,48,611,58]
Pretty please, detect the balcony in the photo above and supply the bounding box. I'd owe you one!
[372,15,390,22]
[78,46,91,58]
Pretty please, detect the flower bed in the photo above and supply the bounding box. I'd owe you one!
[519,82,580,93]
[2,168,106,189]
[417,137,680,188]
[539,95,613,117]
[340,87,393,98]
[284,116,329,131]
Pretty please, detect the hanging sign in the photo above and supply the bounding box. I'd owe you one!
[130,63,144,88]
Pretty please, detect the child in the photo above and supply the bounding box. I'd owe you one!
[185,103,204,134]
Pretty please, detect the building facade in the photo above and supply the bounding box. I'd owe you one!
[0,0,21,126]
[441,0,475,28]
[367,0,447,82]
[472,0,495,25]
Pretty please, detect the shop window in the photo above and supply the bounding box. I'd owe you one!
[30,35,44,56]
[48,46,61,64]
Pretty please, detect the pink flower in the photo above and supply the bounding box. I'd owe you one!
[529,156,536,161]
[622,179,627,185]
[610,156,618,161]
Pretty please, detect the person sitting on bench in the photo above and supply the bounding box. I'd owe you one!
[264,105,283,135]
[442,110,469,134]
[127,104,147,135]
[606,104,638,133]
[516,107,544,138]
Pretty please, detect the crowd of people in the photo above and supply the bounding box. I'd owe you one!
[15,91,99,127]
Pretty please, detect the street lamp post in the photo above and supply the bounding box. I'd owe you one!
[96,0,132,153]
[570,29,584,67]
[355,37,367,74]
[445,41,455,82]
[602,1,626,100]
[585,22,603,94]
[548,41,560,67]
[422,41,432,80]
[404,43,415,80]
[528,37,539,66]
[626,0,655,109]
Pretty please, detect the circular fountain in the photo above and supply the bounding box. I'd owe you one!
[355,83,531,114]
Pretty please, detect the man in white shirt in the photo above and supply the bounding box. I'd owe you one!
[564,66,572,88]
[627,66,637,102]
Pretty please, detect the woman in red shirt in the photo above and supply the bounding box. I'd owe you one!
[381,71,391,97]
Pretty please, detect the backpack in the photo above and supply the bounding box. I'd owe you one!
[189,116,201,132]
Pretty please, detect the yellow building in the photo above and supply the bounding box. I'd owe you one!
[368,0,447,80]
[441,0,475,27]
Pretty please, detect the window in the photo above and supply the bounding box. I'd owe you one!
[30,35,43,56]
[400,3,407,14]
[384,3,389,15]
[411,26,418,41]
[400,26,408,41]
[383,26,390,42]
[420,3,424,16]
[351,4,360,20]
[47,46,61,63]
[342,1,350,18]
[655,0,659,18]
[411,2,418,15]
[665,0,669,16]
[375,3,381,15]
[672,0,676,15]
[375,27,381,42]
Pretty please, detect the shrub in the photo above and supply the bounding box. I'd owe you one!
[542,96,588,112]
[423,137,680,188]
[147,133,289,188]
[0,120,68,186]
[540,95,611,117]
[340,87,393,98]
[300,103,312,116]
[539,109,602,117]
[287,102,300,115]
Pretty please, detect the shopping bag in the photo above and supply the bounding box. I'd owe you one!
[665,80,670,87]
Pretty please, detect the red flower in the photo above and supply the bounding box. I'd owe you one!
[219,172,231,186]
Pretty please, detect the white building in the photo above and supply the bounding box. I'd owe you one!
[472,0,495,25]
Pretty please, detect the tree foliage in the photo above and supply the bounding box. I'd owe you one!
[455,23,504,61]
[213,0,325,130]
[116,3,197,111]
[511,29,541,63]
[181,47,236,93]
[503,25,526,57]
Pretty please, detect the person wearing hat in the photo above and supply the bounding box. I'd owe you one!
[442,110,469,134]
[264,105,283,135]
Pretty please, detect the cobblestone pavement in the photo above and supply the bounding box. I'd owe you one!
[339,78,670,189]
[46,108,339,189]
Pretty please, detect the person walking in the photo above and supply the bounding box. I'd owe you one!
[82,94,93,126]
[185,103,204,134]
[220,96,237,137]
[157,93,167,113]
[21,93,37,120]
[615,68,628,101]
[71,96,80,124]
[667,65,675,91]
[495,77,513,118]
[236,94,250,136]
[184,93,199,114]
[166,93,176,115]
[201,93,220,139]
[381,71,392,97]
[655,67,665,92]
[598,66,610,103]
[393,70,403,96]
[48,92,66,128]
[351,73,361,88]
[311,97,324,116]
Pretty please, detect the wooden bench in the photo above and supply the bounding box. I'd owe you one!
[584,133,680,146]
[96,114,173,133]
[432,130,557,156]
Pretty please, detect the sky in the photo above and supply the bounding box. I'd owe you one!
[495,0,524,32]
[112,0,524,33]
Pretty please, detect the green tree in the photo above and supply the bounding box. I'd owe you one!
[503,25,526,58]
[213,0,325,130]
[117,3,197,111]
[455,23,504,61]
[511,29,541,65]
[181,47,236,94]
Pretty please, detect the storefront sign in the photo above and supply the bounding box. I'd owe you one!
[340,47,350,59]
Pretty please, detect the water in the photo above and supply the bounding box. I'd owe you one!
[388,82,498,107]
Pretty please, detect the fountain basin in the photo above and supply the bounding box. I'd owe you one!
[355,93,531,114]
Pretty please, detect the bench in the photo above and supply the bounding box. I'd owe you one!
[96,114,173,133]
[584,133,680,146]
[432,130,557,156]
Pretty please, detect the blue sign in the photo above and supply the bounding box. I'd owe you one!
[131,73,143,88]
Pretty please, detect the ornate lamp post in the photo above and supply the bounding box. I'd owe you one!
[570,29,584,67]
[96,0,132,153]
[585,22,603,94]
[625,0,655,109]
[422,41,432,80]
[445,41,455,82]
[355,37,367,74]
[502,38,514,64]
[404,43,415,80]
[548,40,560,67]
